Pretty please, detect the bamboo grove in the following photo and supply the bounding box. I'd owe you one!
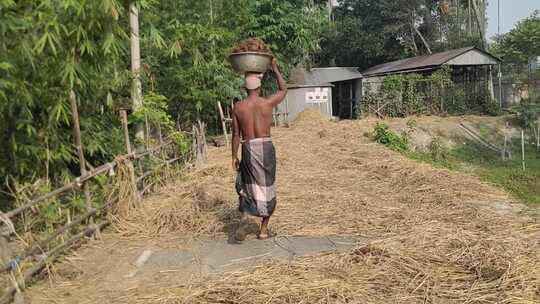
[0,0,329,206]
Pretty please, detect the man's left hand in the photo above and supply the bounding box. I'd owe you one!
[232,157,240,171]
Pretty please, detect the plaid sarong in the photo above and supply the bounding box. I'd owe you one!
[236,137,276,217]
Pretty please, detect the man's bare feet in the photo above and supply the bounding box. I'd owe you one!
[257,216,273,240]
[256,231,275,240]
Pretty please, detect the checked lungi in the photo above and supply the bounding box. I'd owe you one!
[235,137,277,217]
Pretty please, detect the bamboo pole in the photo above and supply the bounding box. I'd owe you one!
[120,109,132,154]
[0,222,109,304]
[120,109,140,199]
[69,91,93,225]
[3,133,179,221]
[129,3,145,151]
[0,209,97,273]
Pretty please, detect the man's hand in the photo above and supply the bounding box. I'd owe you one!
[232,157,240,171]
[271,58,278,72]
[266,57,287,106]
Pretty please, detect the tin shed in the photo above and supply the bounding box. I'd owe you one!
[276,67,363,123]
[275,83,334,124]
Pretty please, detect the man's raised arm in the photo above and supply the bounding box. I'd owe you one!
[267,58,287,107]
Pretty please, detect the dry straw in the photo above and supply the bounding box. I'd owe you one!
[23,111,540,303]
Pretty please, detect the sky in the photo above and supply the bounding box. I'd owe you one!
[486,0,539,40]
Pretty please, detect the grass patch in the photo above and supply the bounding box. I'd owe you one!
[370,122,540,205]
[411,140,540,205]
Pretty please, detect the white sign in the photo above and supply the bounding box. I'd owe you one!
[306,87,329,104]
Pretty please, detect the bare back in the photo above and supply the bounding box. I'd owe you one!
[233,96,275,141]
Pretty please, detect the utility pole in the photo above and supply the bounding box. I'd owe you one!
[498,0,503,109]
[497,0,500,36]
[129,2,145,151]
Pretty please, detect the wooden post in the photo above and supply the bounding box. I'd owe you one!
[145,114,151,150]
[488,65,495,103]
[521,129,526,171]
[194,120,207,168]
[217,101,229,146]
[120,109,140,198]
[536,119,540,150]
[69,91,93,224]
[120,109,132,154]
[349,83,353,118]
[502,122,508,160]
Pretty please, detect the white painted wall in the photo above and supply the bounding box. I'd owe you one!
[277,86,333,123]
[446,49,499,66]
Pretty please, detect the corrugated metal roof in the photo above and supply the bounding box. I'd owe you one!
[362,46,501,76]
[288,83,334,89]
[290,67,363,85]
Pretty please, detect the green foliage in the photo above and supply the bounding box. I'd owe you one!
[427,137,449,162]
[132,93,172,127]
[451,139,540,204]
[490,11,540,65]
[408,137,540,205]
[0,0,128,185]
[363,67,455,116]
[515,100,540,129]
[1,0,328,190]
[140,0,329,132]
[318,0,486,69]
[170,131,192,156]
[491,11,540,102]
[371,122,410,152]
[0,0,331,239]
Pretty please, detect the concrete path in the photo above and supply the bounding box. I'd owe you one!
[128,236,359,279]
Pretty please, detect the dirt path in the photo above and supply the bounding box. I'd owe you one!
[25,113,539,303]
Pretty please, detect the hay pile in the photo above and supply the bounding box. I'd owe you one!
[290,109,329,128]
[135,230,539,304]
[24,112,540,303]
[106,156,141,221]
[109,165,239,238]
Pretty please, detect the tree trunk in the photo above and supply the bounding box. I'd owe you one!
[471,0,487,49]
[414,25,432,54]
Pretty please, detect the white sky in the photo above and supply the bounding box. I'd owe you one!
[486,0,539,39]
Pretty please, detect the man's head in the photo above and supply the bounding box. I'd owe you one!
[244,73,263,95]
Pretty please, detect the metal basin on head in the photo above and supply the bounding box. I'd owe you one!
[229,52,273,74]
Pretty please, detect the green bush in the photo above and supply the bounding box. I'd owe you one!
[427,137,449,162]
[372,122,409,152]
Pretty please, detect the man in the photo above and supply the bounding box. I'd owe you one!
[232,58,287,240]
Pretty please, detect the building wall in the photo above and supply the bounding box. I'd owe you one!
[276,86,333,123]
[362,76,385,95]
[355,78,363,108]
[446,50,499,66]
